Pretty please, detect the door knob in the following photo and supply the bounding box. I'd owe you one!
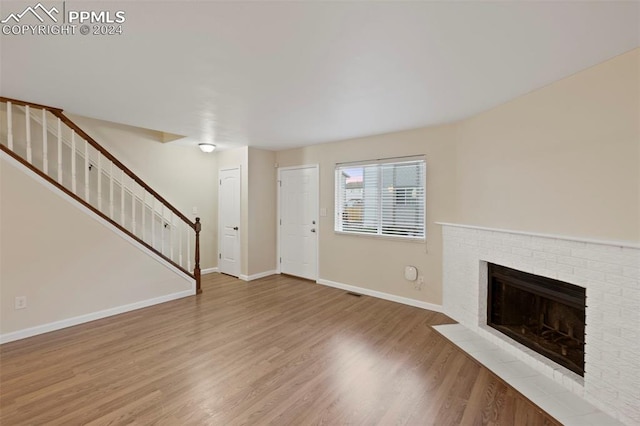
[310,228,316,233]
[233,226,239,231]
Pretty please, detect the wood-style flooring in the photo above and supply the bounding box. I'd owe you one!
[0,273,560,425]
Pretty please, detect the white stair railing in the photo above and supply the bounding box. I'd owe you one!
[0,97,202,293]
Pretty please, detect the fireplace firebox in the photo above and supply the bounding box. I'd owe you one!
[487,263,586,376]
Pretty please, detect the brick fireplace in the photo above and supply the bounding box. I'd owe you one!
[440,223,639,425]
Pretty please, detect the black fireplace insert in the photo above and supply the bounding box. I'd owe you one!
[487,263,586,376]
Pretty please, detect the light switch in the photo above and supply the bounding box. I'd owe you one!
[192,206,199,215]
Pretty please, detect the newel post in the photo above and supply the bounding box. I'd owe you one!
[194,217,202,294]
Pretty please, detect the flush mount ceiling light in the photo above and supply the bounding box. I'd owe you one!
[198,143,216,153]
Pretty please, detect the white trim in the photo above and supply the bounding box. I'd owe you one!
[334,230,426,243]
[1,152,195,284]
[239,270,277,281]
[336,155,426,168]
[218,166,242,172]
[0,289,194,344]
[436,222,640,249]
[335,159,427,241]
[317,278,443,313]
[201,267,218,275]
[277,164,320,280]
[217,166,242,277]
[277,164,319,172]
[276,169,281,275]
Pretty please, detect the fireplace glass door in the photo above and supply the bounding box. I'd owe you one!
[487,263,586,376]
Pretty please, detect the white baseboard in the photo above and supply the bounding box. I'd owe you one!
[316,278,443,313]
[201,267,218,275]
[239,270,278,282]
[0,289,195,344]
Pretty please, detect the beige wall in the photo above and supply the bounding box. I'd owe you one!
[68,115,219,269]
[274,48,639,305]
[455,48,640,242]
[247,148,277,276]
[276,124,458,305]
[0,155,193,335]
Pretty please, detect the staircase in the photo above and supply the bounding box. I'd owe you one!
[0,97,202,294]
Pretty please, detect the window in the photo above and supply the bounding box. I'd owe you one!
[335,157,425,239]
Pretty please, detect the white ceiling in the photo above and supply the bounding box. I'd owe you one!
[1,1,638,151]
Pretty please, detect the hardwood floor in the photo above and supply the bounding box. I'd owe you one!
[0,273,560,425]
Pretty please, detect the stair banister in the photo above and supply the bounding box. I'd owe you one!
[0,96,202,294]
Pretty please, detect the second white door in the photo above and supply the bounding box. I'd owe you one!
[279,166,318,280]
[218,168,241,277]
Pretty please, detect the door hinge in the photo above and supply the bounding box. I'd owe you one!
[279,257,282,263]
[278,180,282,187]
[279,219,282,225]
[219,253,221,259]
[219,179,222,185]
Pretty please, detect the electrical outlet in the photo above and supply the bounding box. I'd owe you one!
[15,296,27,310]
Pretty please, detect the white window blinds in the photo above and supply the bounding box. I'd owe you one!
[335,158,426,239]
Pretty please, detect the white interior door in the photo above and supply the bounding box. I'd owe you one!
[218,168,241,277]
[279,166,318,280]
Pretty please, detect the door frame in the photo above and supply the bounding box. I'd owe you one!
[277,164,320,280]
[218,166,241,277]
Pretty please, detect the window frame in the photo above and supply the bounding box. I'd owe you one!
[334,156,426,241]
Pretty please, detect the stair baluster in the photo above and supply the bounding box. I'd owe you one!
[42,109,48,174]
[84,140,90,202]
[132,178,136,236]
[0,96,201,294]
[57,117,62,184]
[7,101,13,150]
[120,168,125,226]
[25,105,32,164]
[71,131,77,194]
[97,152,103,212]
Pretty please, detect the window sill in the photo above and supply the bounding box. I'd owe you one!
[334,230,426,243]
